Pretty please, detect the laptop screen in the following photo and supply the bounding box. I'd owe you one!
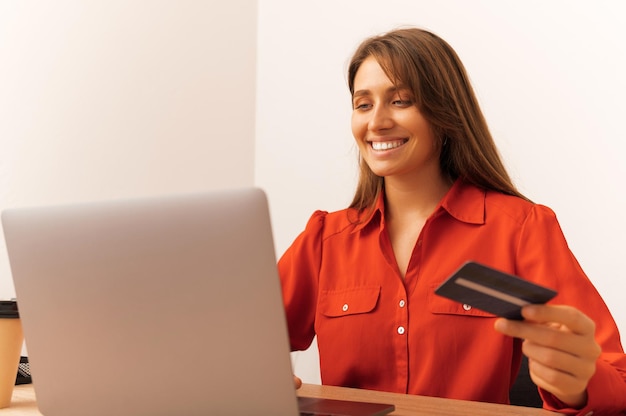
[3,188,301,415]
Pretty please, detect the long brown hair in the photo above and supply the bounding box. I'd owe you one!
[347,28,528,210]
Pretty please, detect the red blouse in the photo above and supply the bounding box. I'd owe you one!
[278,180,626,414]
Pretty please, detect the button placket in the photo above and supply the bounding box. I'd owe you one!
[397,297,407,335]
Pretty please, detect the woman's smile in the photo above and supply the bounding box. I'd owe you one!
[370,139,408,151]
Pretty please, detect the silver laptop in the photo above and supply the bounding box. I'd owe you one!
[2,188,394,416]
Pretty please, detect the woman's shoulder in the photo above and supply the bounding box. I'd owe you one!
[484,188,557,223]
[302,207,363,238]
[447,180,558,225]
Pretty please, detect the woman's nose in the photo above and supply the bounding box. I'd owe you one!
[368,105,393,131]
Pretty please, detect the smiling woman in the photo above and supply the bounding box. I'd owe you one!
[276,27,626,414]
[350,57,440,188]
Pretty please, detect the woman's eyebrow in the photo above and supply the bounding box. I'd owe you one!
[353,86,404,98]
[352,89,371,98]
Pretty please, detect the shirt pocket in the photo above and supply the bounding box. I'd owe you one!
[319,286,381,318]
[428,284,496,318]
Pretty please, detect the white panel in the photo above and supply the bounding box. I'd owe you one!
[0,0,257,297]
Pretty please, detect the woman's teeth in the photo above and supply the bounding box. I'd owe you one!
[371,140,405,151]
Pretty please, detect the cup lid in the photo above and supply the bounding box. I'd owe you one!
[0,300,19,318]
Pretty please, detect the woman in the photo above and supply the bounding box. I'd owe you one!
[278,27,626,413]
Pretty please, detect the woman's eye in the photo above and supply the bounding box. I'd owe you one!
[354,103,372,110]
[392,99,413,107]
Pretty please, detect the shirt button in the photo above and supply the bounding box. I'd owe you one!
[417,240,422,246]
[399,300,406,308]
[342,303,349,312]
[397,326,405,335]
[462,304,472,311]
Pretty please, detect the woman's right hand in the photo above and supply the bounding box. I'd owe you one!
[294,375,303,389]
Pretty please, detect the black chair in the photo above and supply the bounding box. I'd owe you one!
[509,355,543,407]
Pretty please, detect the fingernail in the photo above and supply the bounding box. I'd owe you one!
[494,318,506,331]
[522,305,538,318]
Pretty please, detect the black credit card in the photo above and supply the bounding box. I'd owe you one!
[434,261,557,320]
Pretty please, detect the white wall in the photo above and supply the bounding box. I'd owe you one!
[256,0,626,383]
[0,1,258,298]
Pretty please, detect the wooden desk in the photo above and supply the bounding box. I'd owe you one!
[297,383,556,415]
[0,385,38,415]
[0,383,556,415]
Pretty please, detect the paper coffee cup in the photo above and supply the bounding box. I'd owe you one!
[0,300,23,409]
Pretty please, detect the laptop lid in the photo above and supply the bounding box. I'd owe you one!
[2,188,301,416]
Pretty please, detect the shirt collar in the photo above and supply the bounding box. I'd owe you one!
[352,190,385,233]
[352,179,486,233]
[439,179,486,225]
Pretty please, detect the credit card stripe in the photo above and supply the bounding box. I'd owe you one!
[456,277,530,307]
